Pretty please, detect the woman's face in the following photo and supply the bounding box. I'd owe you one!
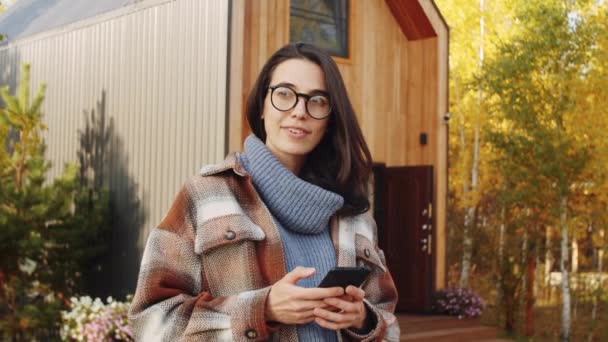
[262,58,330,173]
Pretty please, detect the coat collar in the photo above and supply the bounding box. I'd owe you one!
[199,152,249,177]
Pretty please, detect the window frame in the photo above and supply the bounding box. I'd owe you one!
[287,0,353,64]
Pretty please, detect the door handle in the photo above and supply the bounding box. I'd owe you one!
[420,236,432,255]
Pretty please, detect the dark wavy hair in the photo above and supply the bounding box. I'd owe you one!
[245,42,373,217]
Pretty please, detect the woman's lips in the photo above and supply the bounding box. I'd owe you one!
[282,126,310,138]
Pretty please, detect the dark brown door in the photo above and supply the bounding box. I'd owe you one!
[373,165,434,313]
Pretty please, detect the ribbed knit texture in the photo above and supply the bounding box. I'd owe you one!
[240,135,344,234]
[239,134,343,342]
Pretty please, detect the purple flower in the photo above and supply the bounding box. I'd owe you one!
[432,287,484,318]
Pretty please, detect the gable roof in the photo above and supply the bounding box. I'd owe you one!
[385,0,448,41]
[0,0,136,43]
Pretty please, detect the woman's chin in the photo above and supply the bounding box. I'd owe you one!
[282,146,314,158]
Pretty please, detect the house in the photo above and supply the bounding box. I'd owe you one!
[0,0,448,313]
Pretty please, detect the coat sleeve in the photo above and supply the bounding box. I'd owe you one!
[128,185,273,342]
[341,214,401,342]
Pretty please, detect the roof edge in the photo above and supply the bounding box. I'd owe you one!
[0,0,174,50]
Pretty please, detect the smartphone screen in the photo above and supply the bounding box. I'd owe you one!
[318,266,371,289]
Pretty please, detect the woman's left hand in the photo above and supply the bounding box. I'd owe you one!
[313,285,367,330]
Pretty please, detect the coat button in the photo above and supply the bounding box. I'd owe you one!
[225,230,236,240]
[364,248,371,258]
[245,328,257,339]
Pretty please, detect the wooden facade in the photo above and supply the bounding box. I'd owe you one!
[228,0,449,291]
[0,0,448,299]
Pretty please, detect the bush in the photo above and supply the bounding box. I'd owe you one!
[60,296,133,342]
[0,64,111,339]
[433,287,485,318]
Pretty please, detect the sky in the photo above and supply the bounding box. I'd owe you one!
[0,0,134,42]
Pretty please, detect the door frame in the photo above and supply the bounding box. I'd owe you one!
[372,163,436,313]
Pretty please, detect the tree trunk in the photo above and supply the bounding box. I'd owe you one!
[545,225,553,300]
[591,229,604,321]
[504,289,516,335]
[592,228,604,321]
[460,208,474,287]
[588,228,603,342]
[559,195,571,342]
[521,229,528,312]
[572,238,579,320]
[525,248,536,337]
[497,203,506,314]
[460,0,485,288]
[535,246,540,301]
[572,239,579,274]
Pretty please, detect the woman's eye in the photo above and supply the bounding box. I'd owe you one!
[276,88,293,97]
[310,96,328,106]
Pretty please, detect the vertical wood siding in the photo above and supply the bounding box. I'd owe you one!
[232,0,449,290]
[0,0,230,295]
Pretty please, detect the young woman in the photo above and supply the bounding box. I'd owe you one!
[129,42,399,341]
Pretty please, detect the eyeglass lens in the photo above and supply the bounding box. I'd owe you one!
[271,86,330,119]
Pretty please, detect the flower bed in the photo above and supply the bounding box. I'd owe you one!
[433,287,484,318]
[60,296,133,341]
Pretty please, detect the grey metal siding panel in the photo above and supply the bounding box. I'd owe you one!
[0,0,230,295]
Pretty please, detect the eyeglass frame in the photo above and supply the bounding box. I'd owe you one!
[267,84,332,120]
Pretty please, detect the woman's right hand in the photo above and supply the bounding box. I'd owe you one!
[265,266,344,325]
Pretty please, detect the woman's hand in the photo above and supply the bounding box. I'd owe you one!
[313,285,367,330]
[265,267,344,325]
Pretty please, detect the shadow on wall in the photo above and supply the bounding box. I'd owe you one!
[77,90,147,298]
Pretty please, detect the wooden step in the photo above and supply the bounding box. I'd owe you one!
[397,314,501,341]
[399,314,485,333]
[400,326,500,341]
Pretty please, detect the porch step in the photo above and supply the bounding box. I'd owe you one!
[398,314,502,341]
[400,326,500,341]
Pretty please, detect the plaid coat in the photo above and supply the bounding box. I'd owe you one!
[129,153,400,341]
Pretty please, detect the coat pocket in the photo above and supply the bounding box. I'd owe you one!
[355,234,387,273]
[196,214,266,254]
[196,214,266,297]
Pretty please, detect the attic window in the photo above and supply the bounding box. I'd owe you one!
[290,0,349,59]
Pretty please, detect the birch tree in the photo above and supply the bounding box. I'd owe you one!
[436,0,517,288]
[481,1,599,339]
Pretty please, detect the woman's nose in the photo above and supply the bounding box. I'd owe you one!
[290,95,308,119]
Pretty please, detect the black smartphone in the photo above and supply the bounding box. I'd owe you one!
[318,266,371,289]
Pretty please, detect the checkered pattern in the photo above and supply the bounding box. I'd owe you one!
[129,153,400,341]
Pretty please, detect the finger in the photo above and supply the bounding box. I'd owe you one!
[283,267,316,284]
[324,304,342,313]
[314,307,355,324]
[315,316,350,331]
[323,297,359,313]
[345,286,365,301]
[298,286,344,300]
[338,294,354,302]
[293,310,316,324]
[290,299,327,311]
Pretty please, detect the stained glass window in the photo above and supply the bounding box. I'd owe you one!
[290,0,349,58]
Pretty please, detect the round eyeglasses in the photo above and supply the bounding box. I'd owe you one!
[268,85,332,120]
